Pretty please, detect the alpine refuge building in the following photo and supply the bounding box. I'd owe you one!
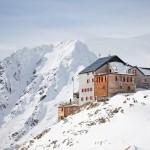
[79,55,135,106]
[129,66,150,89]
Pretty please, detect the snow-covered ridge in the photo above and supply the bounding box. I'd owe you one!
[18,90,150,150]
[0,40,97,150]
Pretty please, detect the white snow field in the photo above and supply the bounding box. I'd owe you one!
[18,90,150,150]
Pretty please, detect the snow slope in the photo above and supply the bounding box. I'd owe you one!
[18,90,150,150]
[0,40,97,150]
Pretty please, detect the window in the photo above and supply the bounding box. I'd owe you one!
[82,89,84,92]
[101,77,103,82]
[127,77,129,82]
[87,88,89,92]
[105,76,107,81]
[130,77,132,82]
[86,97,88,100]
[90,88,92,91]
[119,86,122,89]
[87,72,89,75]
[132,70,137,75]
[123,76,125,82]
[87,79,90,83]
[103,86,105,89]
[142,78,147,83]
[99,77,100,82]
[84,88,86,92]
[115,76,117,81]
[92,78,94,82]
[90,96,93,100]
[81,97,84,101]
[61,108,63,111]
[96,77,98,82]
[128,86,130,90]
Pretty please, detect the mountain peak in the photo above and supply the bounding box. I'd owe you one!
[0,40,97,150]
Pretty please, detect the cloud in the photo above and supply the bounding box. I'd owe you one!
[0,0,150,61]
[85,34,150,67]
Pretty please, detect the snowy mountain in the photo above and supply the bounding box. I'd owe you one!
[1,40,150,150]
[0,40,97,150]
[17,90,150,150]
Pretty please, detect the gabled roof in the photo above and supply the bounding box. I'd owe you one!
[79,55,126,74]
[128,66,144,75]
[138,67,150,76]
[130,66,150,76]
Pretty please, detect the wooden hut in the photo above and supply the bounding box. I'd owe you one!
[58,101,78,121]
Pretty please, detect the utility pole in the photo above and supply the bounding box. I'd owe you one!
[72,77,74,101]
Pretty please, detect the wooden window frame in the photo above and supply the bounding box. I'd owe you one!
[101,77,103,82]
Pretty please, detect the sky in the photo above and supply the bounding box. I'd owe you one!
[0,0,150,63]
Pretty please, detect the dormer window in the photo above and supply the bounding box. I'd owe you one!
[132,70,137,75]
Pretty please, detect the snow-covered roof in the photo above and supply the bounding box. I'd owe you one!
[59,104,78,107]
[110,61,131,74]
[138,67,150,76]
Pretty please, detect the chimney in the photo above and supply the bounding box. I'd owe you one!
[70,99,72,105]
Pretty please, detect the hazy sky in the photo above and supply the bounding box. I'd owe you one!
[0,0,150,60]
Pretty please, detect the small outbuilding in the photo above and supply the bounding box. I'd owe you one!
[58,101,78,122]
[129,66,150,89]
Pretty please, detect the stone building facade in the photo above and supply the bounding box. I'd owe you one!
[129,66,150,89]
